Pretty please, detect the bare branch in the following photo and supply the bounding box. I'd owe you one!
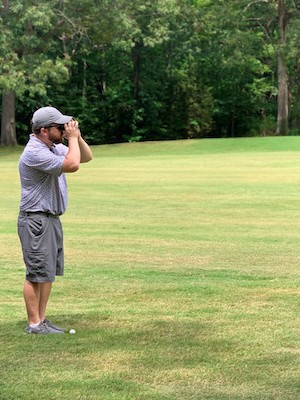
[243,0,270,13]
[54,8,79,32]
[246,17,276,51]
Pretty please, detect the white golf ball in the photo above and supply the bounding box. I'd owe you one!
[69,329,76,334]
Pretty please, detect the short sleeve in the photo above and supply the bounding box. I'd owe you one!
[22,148,65,176]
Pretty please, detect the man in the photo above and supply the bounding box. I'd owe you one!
[18,106,93,334]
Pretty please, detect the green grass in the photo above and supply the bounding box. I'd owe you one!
[1,136,300,399]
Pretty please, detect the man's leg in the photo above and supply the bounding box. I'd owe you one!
[24,280,63,334]
[39,282,52,321]
[24,281,52,325]
[23,280,41,325]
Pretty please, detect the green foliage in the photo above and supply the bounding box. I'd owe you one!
[2,0,300,144]
[0,0,71,98]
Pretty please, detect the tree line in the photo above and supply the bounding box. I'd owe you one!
[1,0,300,146]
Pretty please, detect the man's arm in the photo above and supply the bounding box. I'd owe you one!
[61,120,81,173]
[78,135,93,163]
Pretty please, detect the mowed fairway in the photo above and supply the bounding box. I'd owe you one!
[1,137,300,400]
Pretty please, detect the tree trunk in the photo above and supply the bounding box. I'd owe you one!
[296,83,300,134]
[0,2,17,146]
[1,90,17,146]
[2,0,9,13]
[260,108,266,136]
[132,41,141,100]
[276,0,289,135]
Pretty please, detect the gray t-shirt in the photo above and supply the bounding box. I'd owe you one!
[19,135,69,215]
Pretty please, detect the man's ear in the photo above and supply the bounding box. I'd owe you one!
[39,127,48,136]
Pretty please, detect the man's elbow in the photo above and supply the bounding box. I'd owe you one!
[70,163,80,172]
[81,155,93,163]
[62,161,80,173]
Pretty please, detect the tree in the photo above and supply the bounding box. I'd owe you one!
[0,0,16,145]
[62,0,214,143]
[0,0,70,146]
[193,0,274,137]
[5,0,300,144]
[242,0,300,135]
[276,0,289,134]
[1,90,16,146]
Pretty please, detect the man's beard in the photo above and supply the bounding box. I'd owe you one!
[49,133,64,144]
[53,138,63,144]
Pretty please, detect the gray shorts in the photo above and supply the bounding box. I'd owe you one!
[18,212,64,282]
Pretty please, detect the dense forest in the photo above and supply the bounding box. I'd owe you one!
[1,0,300,146]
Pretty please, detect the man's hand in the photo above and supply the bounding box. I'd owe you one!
[63,120,80,141]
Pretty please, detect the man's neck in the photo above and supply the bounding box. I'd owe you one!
[33,133,52,148]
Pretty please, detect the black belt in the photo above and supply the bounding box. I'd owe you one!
[20,211,60,218]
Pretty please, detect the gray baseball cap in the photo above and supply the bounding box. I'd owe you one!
[31,106,73,129]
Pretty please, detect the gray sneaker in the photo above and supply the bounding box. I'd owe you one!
[43,319,66,332]
[25,321,64,334]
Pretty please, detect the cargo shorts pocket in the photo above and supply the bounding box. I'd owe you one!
[27,216,49,238]
[25,251,48,279]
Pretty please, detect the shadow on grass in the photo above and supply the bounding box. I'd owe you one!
[1,314,300,400]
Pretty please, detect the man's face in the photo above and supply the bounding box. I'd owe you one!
[46,125,65,144]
